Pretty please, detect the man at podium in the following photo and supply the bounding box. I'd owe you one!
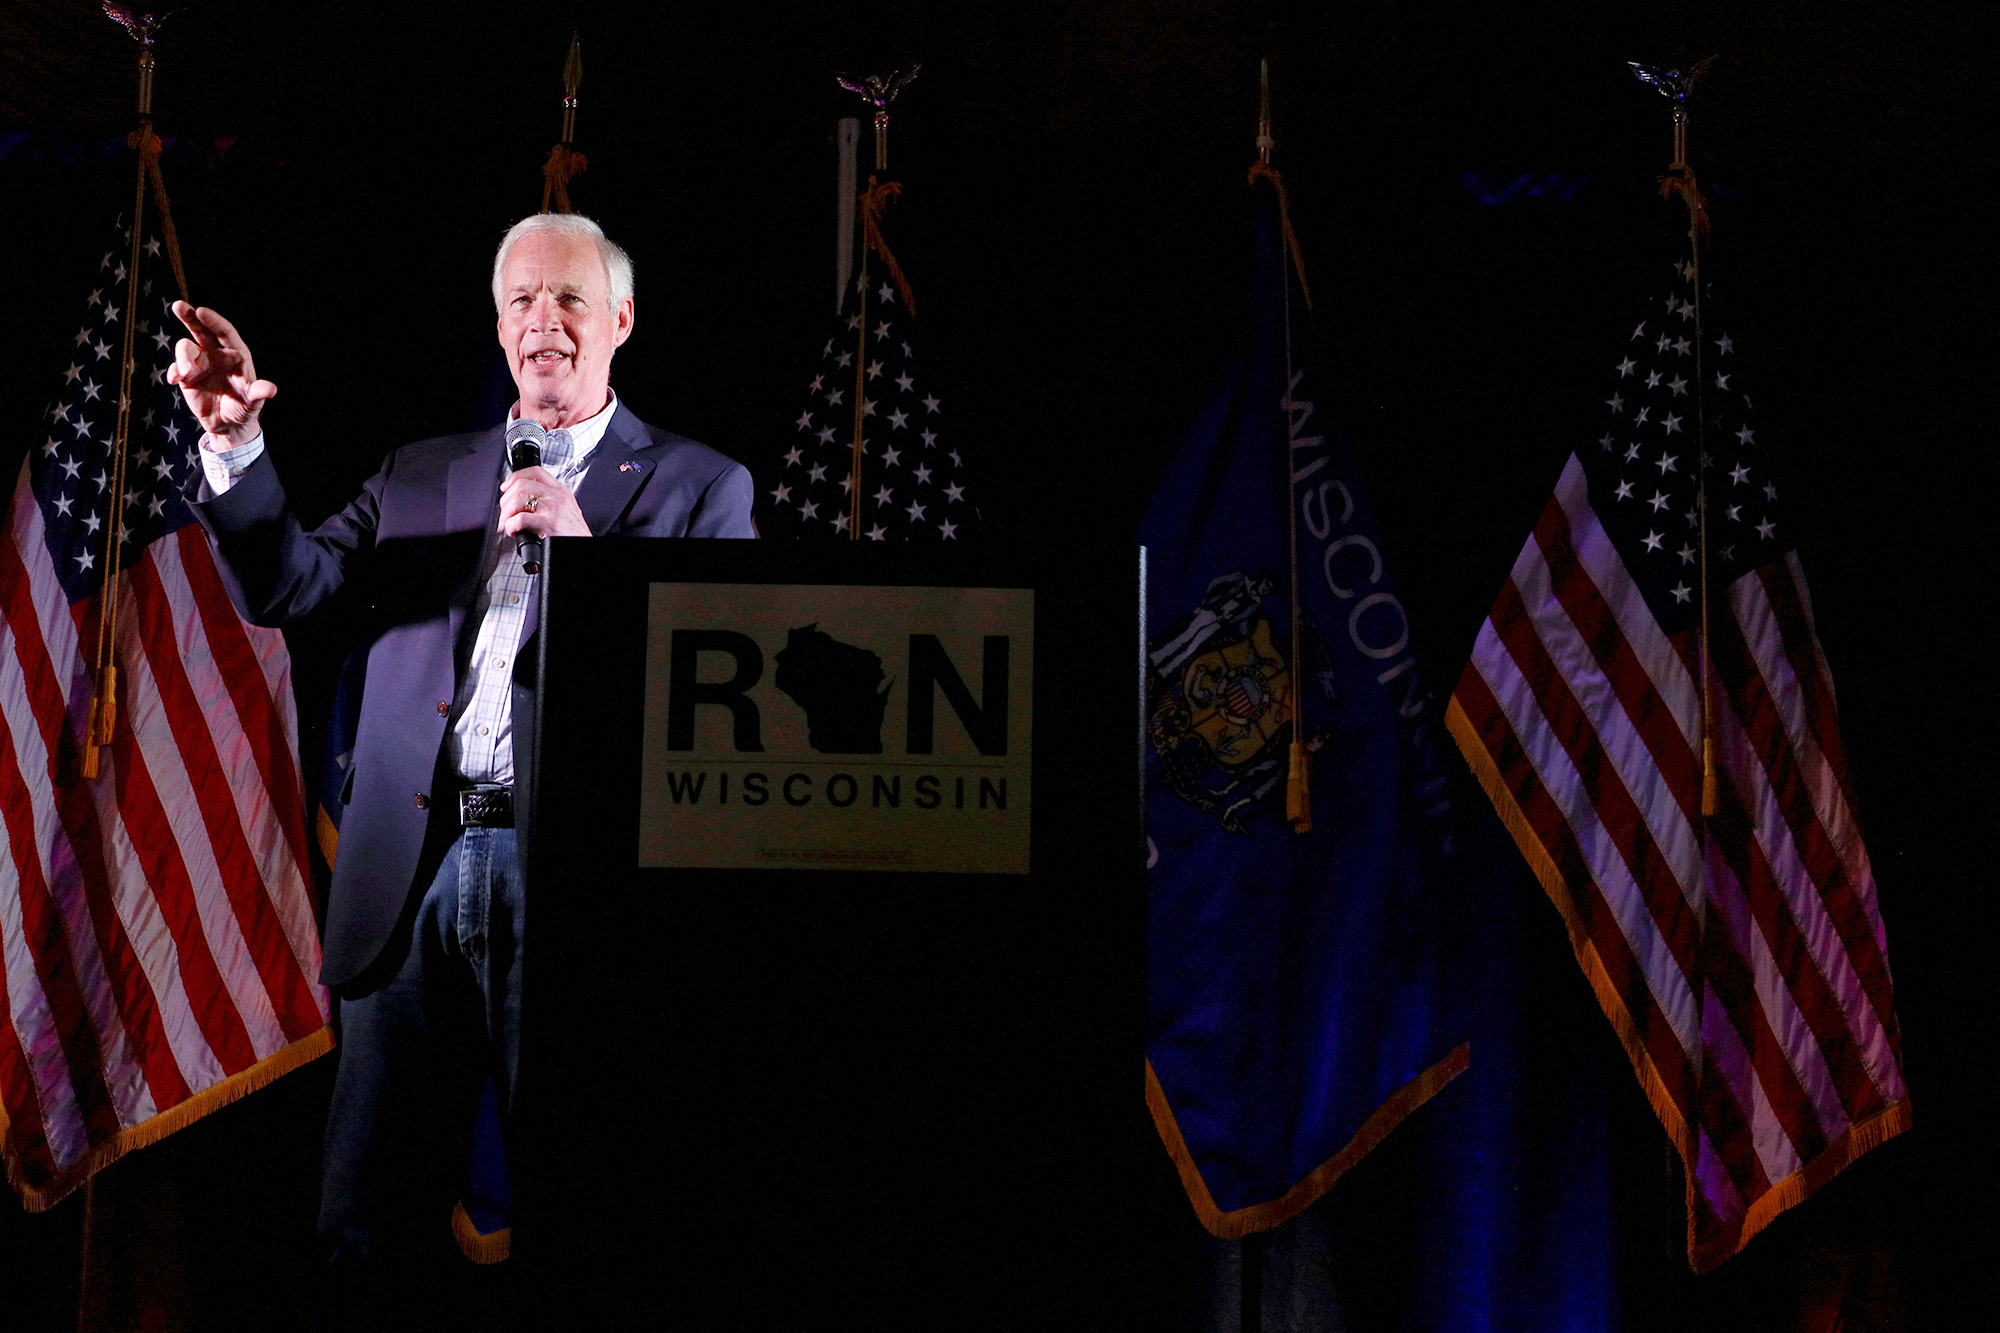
[169,212,754,1319]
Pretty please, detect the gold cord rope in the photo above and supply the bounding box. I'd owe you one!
[540,144,588,215]
[1664,159,1718,815]
[1247,161,1313,313]
[81,124,190,780]
[1249,161,1316,831]
[859,178,916,317]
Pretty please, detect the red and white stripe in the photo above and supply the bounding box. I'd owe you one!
[1450,454,1909,1270]
[0,457,328,1206]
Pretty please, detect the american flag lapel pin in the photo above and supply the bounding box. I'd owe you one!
[619,461,642,473]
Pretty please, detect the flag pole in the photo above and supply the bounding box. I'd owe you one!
[1631,57,1717,816]
[84,7,190,781]
[1247,61,1313,835]
[541,32,586,214]
[81,8,177,1309]
[836,67,920,540]
[848,236,869,540]
[835,117,860,314]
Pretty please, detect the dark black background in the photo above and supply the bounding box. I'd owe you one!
[2,0,1990,1328]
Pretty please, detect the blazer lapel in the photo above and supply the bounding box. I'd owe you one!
[446,426,507,648]
[521,404,649,642]
[574,403,653,536]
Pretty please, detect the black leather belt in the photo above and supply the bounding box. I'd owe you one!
[457,785,515,828]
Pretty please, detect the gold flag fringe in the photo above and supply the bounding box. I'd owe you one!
[1444,695,1912,1271]
[2,1026,334,1213]
[1691,1100,1913,1274]
[541,144,589,215]
[859,178,917,317]
[452,1201,513,1264]
[1146,1042,1469,1239]
[1444,697,1697,1150]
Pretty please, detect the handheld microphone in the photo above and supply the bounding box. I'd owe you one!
[503,419,547,574]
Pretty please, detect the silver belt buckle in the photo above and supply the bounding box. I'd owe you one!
[458,785,511,826]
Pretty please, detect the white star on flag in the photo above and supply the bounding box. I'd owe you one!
[763,263,982,541]
[1,215,332,1208]
[1449,238,1908,1274]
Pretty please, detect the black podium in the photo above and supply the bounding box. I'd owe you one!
[514,535,1151,1324]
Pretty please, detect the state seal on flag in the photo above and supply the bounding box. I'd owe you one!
[1147,571,1298,833]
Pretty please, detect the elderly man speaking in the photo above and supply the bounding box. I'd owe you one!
[171,213,754,1321]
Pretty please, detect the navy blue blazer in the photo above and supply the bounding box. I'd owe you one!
[193,403,755,986]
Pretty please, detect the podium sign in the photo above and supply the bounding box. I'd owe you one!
[522,536,1146,1325]
[637,582,1033,872]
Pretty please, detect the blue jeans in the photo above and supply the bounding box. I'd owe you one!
[317,824,524,1271]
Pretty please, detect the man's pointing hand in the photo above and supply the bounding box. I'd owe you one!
[168,301,278,449]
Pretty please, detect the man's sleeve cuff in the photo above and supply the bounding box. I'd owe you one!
[200,433,265,494]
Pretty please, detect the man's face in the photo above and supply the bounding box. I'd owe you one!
[496,230,634,429]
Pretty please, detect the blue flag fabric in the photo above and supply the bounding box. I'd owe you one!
[1140,175,1468,1234]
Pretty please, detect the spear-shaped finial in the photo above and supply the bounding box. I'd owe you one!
[1629,56,1714,168]
[1257,58,1273,165]
[560,30,583,146]
[835,66,920,172]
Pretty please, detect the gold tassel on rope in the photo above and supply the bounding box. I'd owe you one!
[1286,741,1313,834]
[84,128,154,778]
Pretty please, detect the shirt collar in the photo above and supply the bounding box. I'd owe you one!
[505,389,619,470]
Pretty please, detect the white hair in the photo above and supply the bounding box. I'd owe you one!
[490,212,634,312]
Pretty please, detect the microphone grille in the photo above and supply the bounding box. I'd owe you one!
[505,418,546,469]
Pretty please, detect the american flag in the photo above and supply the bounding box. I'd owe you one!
[0,217,330,1209]
[760,269,980,541]
[1446,240,1911,1271]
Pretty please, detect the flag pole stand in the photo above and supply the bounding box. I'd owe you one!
[75,1174,94,1333]
[1631,57,1717,815]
